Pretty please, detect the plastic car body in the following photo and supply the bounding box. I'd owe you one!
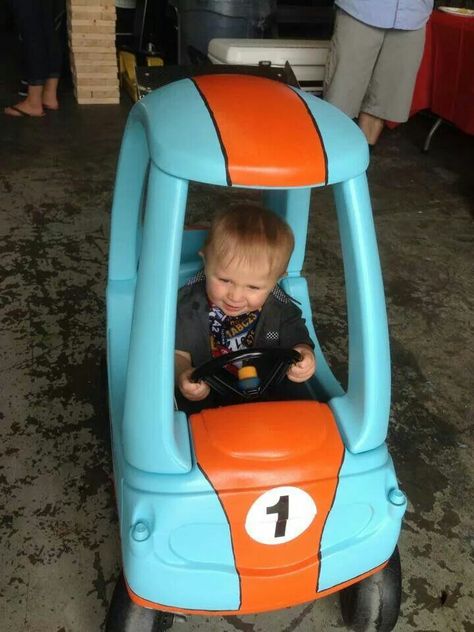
[106,73,407,627]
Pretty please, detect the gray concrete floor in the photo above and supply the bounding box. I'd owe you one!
[1,61,473,631]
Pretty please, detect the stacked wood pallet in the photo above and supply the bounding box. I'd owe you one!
[67,0,120,104]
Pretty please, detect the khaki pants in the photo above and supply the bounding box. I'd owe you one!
[324,9,426,122]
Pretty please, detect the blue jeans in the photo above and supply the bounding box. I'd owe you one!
[8,0,65,85]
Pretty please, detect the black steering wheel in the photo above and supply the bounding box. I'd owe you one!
[190,347,301,401]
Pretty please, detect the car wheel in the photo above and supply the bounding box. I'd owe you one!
[106,572,174,632]
[339,546,402,632]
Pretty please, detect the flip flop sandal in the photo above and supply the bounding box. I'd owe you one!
[4,105,45,117]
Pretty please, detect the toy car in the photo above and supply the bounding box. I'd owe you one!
[105,71,407,631]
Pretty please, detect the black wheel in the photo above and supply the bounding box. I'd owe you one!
[106,572,174,632]
[339,546,402,632]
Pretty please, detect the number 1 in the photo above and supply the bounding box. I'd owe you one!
[266,495,289,538]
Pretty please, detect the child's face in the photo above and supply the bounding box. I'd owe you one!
[204,253,279,317]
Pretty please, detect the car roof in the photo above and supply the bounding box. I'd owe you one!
[134,74,369,188]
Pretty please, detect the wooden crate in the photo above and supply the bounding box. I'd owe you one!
[69,32,116,46]
[75,86,120,99]
[67,0,115,7]
[69,20,116,34]
[68,6,115,20]
[72,75,120,87]
[67,0,120,104]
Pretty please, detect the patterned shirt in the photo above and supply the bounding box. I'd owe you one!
[209,305,261,359]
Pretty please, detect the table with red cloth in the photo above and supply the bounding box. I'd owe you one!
[387,10,474,142]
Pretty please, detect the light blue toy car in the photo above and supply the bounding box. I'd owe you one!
[105,71,407,631]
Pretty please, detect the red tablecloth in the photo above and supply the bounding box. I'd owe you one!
[389,10,474,135]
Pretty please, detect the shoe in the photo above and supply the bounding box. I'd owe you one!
[4,105,45,117]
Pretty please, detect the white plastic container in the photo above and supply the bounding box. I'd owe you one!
[208,38,330,92]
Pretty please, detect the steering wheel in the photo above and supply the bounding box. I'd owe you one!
[190,347,301,401]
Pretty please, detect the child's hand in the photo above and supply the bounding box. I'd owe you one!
[178,367,211,401]
[287,344,316,382]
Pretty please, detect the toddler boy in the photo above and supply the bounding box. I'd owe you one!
[175,204,316,401]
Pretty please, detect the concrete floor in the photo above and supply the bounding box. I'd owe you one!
[1,66,473,631]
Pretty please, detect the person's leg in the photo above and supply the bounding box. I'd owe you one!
[41,0,65,109]
[360,26,426,143]
[324,9,384,119]
[358,111,385,146]
[4,0,47,116]
[42,77,60,109]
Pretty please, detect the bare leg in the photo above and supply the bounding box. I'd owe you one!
[4,84,45,117]
[358,111,385,146]
[42,77,59,110]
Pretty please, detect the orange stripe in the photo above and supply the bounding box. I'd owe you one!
[191,401,344,613]
[193,75,327,187]
[125,561,388,616]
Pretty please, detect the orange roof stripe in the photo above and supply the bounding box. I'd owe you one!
[193,75,327,187]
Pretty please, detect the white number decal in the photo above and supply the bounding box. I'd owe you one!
[245,486,317,545]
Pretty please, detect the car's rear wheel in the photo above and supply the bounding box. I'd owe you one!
[339,546,402,632]
[106,572,174,632]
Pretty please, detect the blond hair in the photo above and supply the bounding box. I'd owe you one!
[202,204,294,278]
